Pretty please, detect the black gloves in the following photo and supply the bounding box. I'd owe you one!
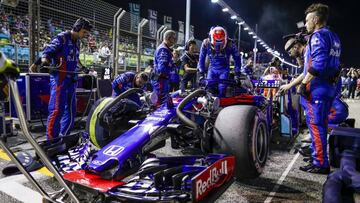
[234,75,241,85]
[297,83,309,98]
[198,72,206,86]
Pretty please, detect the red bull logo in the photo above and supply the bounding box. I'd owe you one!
[192,156,235,202]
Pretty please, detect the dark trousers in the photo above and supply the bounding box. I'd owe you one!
[170,82,180,92]
[180,72,196,92]
[348,82,356,99]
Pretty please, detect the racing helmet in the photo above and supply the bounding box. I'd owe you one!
[209,26,228,51]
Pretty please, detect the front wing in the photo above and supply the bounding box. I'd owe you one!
[63,154,235,202]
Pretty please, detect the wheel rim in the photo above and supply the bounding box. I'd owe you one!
[255,122,267,164]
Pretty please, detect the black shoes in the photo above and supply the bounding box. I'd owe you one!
[299,163,330,174]
[296,145,312,157]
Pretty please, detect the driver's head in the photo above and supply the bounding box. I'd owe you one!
[209,26,227,51]
[134,72,148,88]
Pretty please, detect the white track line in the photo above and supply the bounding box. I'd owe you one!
[264,152,300,203]
[0,173,44,203]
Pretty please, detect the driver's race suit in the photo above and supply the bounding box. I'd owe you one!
[151,42,174,106]
[301,27,341,168]
[112,71,141,106]
[42,31,80,142]
[198,39,241,97]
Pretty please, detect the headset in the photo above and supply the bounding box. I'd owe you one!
[184,39,196,51]
[72,18,93,32]
[283,32,308,52]
[136,72,149,82]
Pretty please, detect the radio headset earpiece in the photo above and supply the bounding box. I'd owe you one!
[185,39,196,51]
[72,18,92,32]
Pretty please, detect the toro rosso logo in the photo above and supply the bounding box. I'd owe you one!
[192,156,235,202]
[103,145,125,156]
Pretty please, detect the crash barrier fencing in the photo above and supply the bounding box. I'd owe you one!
[1,0,200,75]
[2,0,280,77]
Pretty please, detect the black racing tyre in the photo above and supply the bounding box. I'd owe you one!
[212,105,268,179]
[86,97,114,148]
[85,97,137,148]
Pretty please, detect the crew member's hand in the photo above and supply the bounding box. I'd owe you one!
[279,84,291,94]
[29,64,38,73]
[41,58,50,66]
[198,73,205,86]
[297,83,309,97]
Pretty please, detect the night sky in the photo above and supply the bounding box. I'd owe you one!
[104,0,359,67]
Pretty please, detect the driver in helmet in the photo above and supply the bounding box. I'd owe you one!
[198,26,241,97]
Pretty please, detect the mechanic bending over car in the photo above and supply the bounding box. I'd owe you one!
[151,30,177,106]
[112,71,149,106]
[286,3,341,174]
[41,18,92,144]
[198,26,241,97]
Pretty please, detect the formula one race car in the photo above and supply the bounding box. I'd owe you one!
[55,77,298,201]
[63,77,298,174]
[0,62,300,202]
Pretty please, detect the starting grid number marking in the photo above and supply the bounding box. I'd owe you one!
[0,149,53,177]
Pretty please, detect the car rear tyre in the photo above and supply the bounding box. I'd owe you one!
[212,105,268,179]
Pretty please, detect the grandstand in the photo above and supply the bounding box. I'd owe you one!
[0,0,274,74]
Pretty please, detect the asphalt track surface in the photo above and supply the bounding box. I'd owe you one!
[1,99,360,203]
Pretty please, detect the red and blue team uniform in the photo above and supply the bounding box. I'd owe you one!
[112,71,141,106]
[151,42,174,106]
[328,79,348,124]
[42,31,80,142]
[197,39,241,97]
[301,27,341,168]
